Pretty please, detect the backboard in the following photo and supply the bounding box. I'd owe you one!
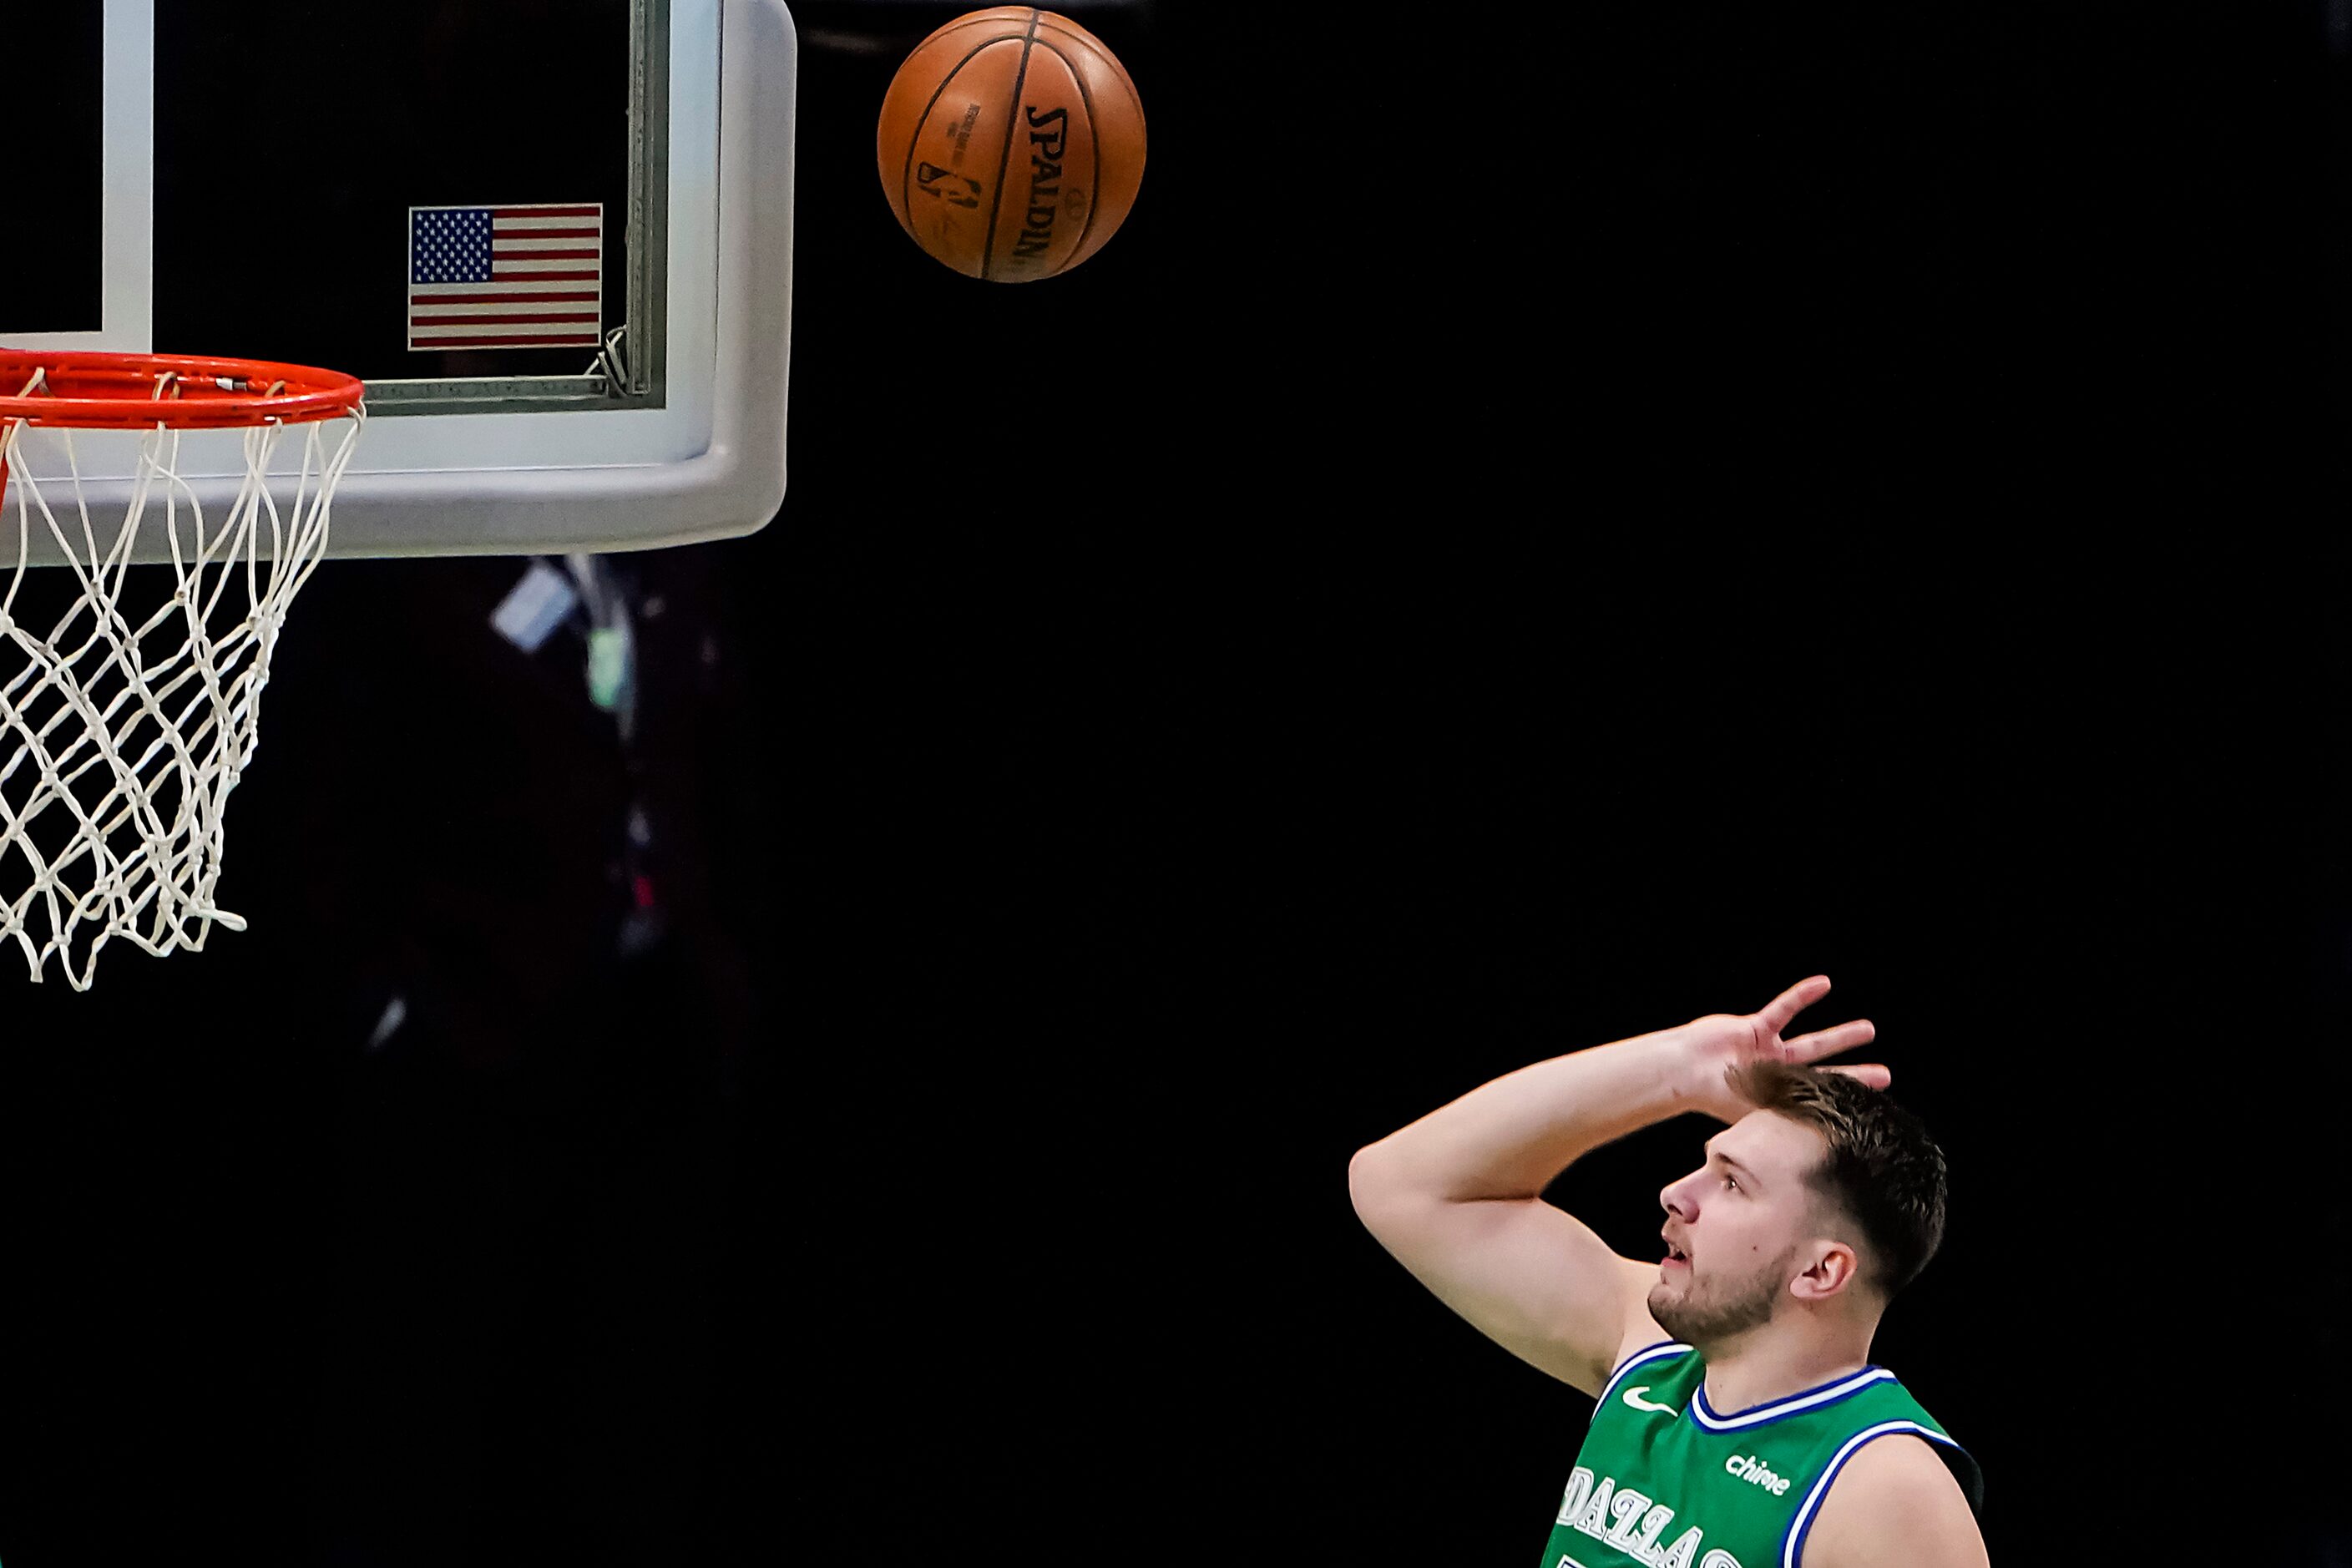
[5,0,797,562]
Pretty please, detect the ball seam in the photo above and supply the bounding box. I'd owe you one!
[979,12,1047,282]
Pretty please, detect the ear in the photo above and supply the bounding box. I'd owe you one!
[1788,1240,1864,1304]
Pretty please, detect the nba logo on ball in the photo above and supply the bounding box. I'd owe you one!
[878,8,1147,281]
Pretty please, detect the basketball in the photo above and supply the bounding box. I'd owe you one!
[878,8,1147,282]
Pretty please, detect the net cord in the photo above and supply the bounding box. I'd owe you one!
[0,390,363,987]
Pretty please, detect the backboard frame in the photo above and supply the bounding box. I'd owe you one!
[3,0,795,562]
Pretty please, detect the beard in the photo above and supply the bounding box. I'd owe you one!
[1647,1246,1793,1347]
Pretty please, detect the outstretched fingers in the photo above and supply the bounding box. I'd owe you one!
[1783,1019,1876,1062]
[1755,974,1834,1035]
[1754,977,1889,1089]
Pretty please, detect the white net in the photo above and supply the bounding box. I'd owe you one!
[0,401,363,988]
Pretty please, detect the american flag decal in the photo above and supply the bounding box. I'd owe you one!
[408,204,604,352]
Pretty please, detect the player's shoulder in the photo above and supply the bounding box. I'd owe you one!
[1805,1433,1986,1568]
[1591,1313,1701,1408]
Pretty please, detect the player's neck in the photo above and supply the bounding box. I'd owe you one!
[1697,1323,1874,1417]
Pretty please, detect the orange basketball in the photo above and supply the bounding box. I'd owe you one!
[877,8,1147,282]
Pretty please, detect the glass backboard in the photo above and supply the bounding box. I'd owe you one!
[4,0,797,561]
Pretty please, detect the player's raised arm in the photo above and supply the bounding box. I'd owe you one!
[1347,977,1885,1396]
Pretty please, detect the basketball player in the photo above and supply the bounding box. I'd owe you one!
[1348,975,1987,1565]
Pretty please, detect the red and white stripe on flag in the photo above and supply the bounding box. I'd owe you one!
[407,204,604,352]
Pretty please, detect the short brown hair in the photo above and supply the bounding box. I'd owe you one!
[1727,1060,1949,1302]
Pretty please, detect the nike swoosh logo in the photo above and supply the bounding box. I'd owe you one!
[1622,1385,1681,1417]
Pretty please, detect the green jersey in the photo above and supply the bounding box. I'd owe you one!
[1539,1340,1983,1568]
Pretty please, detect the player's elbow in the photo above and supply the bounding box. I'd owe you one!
[1348,1142,1422,1232]
[1347,1144,1377,1208]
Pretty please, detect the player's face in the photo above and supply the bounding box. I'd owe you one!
[1647,1113,1825,1345]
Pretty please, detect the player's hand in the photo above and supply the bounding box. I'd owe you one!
[1672,975,1889,1124]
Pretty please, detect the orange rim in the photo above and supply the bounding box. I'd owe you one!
[0,351,365,432]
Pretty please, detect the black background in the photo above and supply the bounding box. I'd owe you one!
[3,3,2349,1564]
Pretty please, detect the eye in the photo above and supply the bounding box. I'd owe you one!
[1721,1172,1741,1192]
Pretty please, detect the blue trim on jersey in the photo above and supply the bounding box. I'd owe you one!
[1782,1421,1965,1568]
[1609,1338,1683,1378]
[1689,1364,1894,1432]
[1595,1340,1692,1411]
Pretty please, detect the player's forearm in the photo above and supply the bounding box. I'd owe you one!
[1349,1027,1697,1206]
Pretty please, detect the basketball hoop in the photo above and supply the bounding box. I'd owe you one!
[0,351,366,988]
